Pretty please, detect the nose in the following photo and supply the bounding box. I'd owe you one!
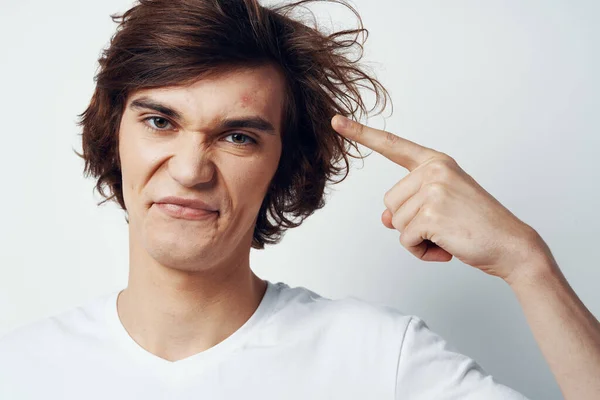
[167,133,216,189]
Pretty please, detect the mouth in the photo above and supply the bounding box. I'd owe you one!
[154,203,218,221]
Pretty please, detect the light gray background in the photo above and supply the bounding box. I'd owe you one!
[1,1,598,399]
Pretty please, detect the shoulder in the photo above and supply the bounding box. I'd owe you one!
[0,291,116,363]
[270,281,416,342]
[393,314,530,399]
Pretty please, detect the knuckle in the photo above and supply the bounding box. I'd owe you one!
[435,151,456,163]
[440,154,459,170]
[383,190,394,209]
[392,212,408,233]
[425,158,453,182]
[399,231,410,247]
[423,182,447,199]
[420,205,438,222]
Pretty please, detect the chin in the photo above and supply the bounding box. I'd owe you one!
[147,244,219,272]
[142,228,219,269]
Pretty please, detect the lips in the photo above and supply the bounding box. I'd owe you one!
[153,196,219,221]
[154,196,218,212]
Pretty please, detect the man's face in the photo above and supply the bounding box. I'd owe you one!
[118,64,284,272]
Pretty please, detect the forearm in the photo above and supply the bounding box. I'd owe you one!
[508,253,600,400]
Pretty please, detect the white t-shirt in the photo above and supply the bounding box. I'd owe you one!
[0,280,528,399]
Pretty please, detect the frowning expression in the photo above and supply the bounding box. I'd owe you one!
[117,64,285,271]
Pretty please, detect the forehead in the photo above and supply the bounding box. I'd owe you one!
[126,64,287,128]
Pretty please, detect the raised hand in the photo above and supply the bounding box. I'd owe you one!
[331,114,552,283]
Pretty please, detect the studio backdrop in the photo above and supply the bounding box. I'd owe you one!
[0,1,598,399]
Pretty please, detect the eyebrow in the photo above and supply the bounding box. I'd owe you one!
[128,97,276,135]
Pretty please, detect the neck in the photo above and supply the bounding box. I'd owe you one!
[117,241,267,362]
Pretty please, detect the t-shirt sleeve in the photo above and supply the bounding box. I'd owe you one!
[395,316,530,399]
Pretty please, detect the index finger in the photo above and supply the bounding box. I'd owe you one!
[331,114,439,171]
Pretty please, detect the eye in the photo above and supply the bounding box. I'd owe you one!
[143,116,174,131]
[223,132,257,147]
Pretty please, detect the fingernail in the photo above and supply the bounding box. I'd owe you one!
[336,115,350,128]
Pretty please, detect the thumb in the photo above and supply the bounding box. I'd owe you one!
[382,209,394,229]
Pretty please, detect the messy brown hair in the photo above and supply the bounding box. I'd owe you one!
[76,0,391,249]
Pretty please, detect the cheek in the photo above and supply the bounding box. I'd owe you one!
[116,124,131,204]
[237,163,271,194]
[120,132,156,173]
[223,155,278,209]
[118,122,155,208]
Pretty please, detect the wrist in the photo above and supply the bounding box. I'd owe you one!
[504,228,561,290]
[506,255,560,291]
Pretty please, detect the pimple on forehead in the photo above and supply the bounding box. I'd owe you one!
[239,93,255,108]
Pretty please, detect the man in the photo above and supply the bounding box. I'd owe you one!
[1,0,599,399]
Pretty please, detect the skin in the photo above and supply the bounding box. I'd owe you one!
[115,64,284,362]
[331,114,600,400]
[108,57,599,397]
